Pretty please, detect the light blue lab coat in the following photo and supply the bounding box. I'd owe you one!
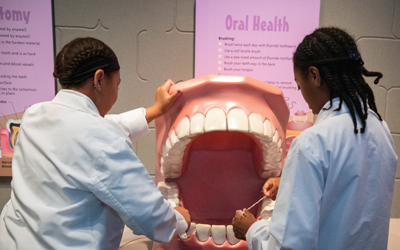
[246,98,398,250]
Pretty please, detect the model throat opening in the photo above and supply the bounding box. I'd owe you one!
[174,131,265,225]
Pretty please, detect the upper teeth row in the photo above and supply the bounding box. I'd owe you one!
[160,107,283,179]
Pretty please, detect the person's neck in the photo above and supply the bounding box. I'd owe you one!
[63,82,104,116]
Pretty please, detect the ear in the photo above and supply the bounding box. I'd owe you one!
[308,66,322,87]
[93,69,105,90]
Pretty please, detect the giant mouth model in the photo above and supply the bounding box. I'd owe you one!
[153,75,289,249]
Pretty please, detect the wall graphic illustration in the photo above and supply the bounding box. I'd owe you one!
[0,119,20,158]
[194,0,320,156]
[0,0,55,176]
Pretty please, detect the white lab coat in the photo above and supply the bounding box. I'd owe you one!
[0,89,186,250]
[246,98,398,250]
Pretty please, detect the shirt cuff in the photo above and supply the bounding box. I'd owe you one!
[246,219,270,250]
[109,108,150,140]
[173,209,188,234]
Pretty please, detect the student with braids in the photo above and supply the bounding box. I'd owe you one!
[0,37,191,249]
[232,27,398,250]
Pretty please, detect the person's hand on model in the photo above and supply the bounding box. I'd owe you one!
[146,79,181,123]
[174,206,191,232]
[262,177,280,200]
[232,209,257,240]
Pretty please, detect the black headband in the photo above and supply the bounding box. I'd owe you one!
[59,53,120,86]
[309,53,364,67]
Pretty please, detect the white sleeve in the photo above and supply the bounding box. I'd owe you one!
[246,220,283,250]
[246,219,271,250]
[172,209,189,234]
[105,108,150,140]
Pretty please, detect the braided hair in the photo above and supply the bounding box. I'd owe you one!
[53,37,120,89]
[293,27,382,133]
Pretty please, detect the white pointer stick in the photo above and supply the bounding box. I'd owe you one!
[246,196,267,211]
[236,196,268,215]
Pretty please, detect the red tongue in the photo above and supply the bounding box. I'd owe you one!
[174,131,266,225]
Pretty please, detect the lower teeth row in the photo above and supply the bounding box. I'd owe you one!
[157,181,276,245]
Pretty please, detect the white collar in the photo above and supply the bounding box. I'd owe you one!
[314,97,350,125]
[52,89,100,116]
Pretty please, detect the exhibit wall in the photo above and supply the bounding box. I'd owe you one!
[0,0,399,218]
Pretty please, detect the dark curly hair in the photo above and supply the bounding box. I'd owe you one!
[293,27,382,133]
[53,37,120,89]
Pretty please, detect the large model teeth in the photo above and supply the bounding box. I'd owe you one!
[176,117,190,139]
[160,108,284,180]
[249,113,264,135]
[196,224,211,242]
[169,130,179,147]
[277,139,282,148]
[190,113,205,135]
[157,181,179,207]
[263,119,275,139]
[172,139,190,151]
[158,198,276,244]
[259,170,281,178]
[211,225,226,245]
[187,222,196,235]
[161,129,191,178]
[156,179,274,245]
[164,153,183,164]
[205,108,226,132]
[165,140,172,155]
[227,108,249,132]
[161,164,182,178]
[263,144,279,154]
[262,161,280,170]
[183,223,241,245]
[226,225,240,245]
[264,150,282,162]
[272,130,279,143]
